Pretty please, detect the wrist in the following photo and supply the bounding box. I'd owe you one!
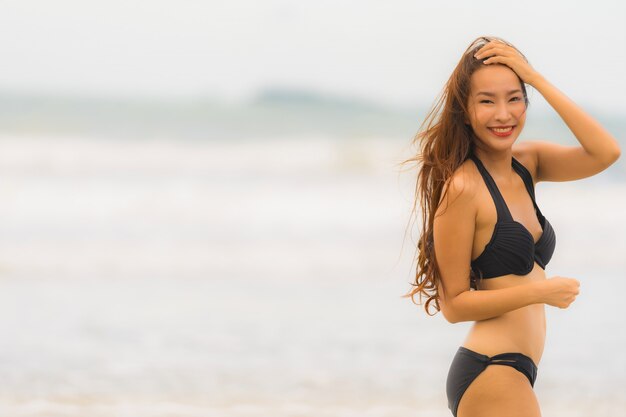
[528,280,546,304]
[527,72,548,90]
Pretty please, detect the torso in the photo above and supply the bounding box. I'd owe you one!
[461,146,547,366]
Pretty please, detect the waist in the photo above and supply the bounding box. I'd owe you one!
[463,304,546,366]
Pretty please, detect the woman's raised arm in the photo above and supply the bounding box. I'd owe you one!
[474,40,621,182]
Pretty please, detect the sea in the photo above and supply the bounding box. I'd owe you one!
[0,92,624,416]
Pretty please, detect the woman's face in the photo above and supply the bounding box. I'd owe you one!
[466,64,527,151]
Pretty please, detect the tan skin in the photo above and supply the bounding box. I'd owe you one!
[434,41,621,417]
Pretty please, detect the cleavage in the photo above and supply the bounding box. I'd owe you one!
[495,178,543,244]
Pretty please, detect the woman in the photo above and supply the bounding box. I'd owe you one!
[402,36,621,417]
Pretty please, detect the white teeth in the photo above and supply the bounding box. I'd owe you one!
[491,127,513,133]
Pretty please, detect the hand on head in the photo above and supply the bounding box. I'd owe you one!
[473,40,540,85]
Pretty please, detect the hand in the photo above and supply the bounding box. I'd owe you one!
[539,276,580,309]
[474,40,541,86]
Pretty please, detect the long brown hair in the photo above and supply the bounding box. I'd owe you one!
[400,36,529,315]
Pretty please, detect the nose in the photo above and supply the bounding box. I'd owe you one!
[494,102,512,123]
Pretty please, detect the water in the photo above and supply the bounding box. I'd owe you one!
[0,134,624,416]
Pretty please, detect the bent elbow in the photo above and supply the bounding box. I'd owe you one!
[441,299,475,323]
[606,145,621,165]
[439,295,462,324]
[612,146,621,162]
[445,314,459,324]
[440,305,460,324]
[444,311,470,324]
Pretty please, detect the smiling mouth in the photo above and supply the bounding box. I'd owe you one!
[488,126,515,136]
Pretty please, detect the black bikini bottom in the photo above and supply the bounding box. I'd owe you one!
[446,346,538,417]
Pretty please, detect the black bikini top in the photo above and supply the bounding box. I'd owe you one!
[469,154,556,280]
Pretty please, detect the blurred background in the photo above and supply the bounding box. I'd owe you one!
[0,1,624,416]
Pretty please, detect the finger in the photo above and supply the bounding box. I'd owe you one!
[476,40,506,53]
[483,55,510,65]
[474,44,494,56]
[475,47,500,59]
[476,45,514,59]
[480,50,518,64]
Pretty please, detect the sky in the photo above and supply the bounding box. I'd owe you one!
[0,0,625,114]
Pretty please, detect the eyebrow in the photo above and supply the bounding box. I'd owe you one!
[476,89,523,97]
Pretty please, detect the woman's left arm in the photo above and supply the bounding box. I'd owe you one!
[476,41,622,182]
[526,74,621,182]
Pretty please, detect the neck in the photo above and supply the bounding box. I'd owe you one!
[472,148,514,181]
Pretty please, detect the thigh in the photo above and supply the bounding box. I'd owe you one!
[457,364,541,417]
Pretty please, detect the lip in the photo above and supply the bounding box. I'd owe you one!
[488,125,515,137]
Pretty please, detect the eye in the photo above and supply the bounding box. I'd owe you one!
[510,96,523,102]
[479,99,493,104]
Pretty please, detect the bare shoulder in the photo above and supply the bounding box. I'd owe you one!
[515,139,620,183]
[437,159,479,214]
[512,141,540,184]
